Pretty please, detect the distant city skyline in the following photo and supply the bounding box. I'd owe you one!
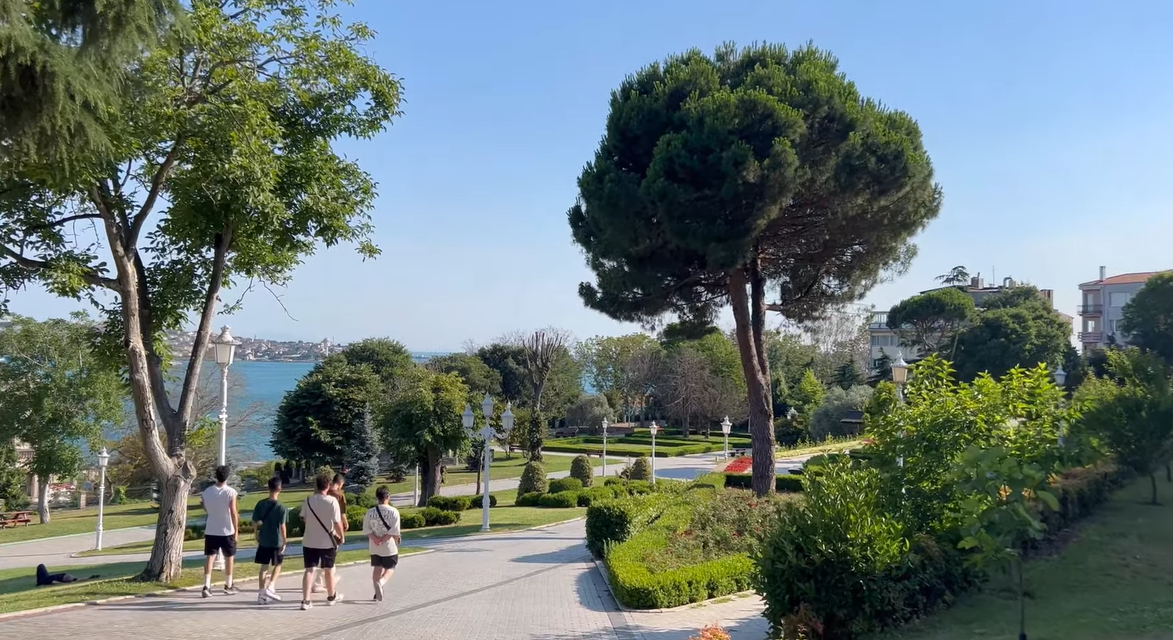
[7,0,1173,351]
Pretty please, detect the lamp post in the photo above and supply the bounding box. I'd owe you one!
[95,447,109,550]
[891,351,909,471]
[464,396,513,532]
[720,416,732,461]
[211,326,241,467]
[601,418,609,478]
[1054,366,1067,446]
[648,422,659,484]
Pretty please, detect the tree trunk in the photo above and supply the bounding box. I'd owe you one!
[1014,556,1027,640]
[1166,464,1171,483]
[420,448,442,506]
[138,473,192,582]
[1151,473,1159,505]
[728,267,776,496]
[528,410,544,462]
[36,477,50,524]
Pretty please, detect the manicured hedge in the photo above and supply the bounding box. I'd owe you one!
[605,529,755,609]
[427,495,472,512]
[345,505,366,530]
[549,477,584,494]
[418,506,461,526]
[577,486,618,508]
[400,512,426,529]
[538,491,580,508]
[516,491,544,507]
[469,493,498,509]
[723,473,804,493]
[585,493,675,557]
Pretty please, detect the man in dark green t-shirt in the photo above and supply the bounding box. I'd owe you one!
[252,476,288,605]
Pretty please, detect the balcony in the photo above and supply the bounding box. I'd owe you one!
[1079,304,1103,315]
[1079,331,1103,343]
[868,312,889,329]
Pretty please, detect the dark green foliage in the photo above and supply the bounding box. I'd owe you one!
[626,480,655,495]
[604,477,627,487]
[515,492,544,507]
[427,352,503,399]
[576,486,618,508]
[517,461,548,495]
[349,491,377,509]
[469,493,497,509]
[287,506,304,538]
[427,495,472,512]
[345,505,366,531]
[400,512,426,529]
[886,287,975,356]
[548,477,583,494]
[272,360,382,467]
[832,360,864,390]
[724,473,804,492]
[110,486,129,506]
[0,444,29,510]
[951,288,1072,382]
[1121,272,1173,365]
[418,507,461,527]
[809,385,873,440]
[538,492,580,508]
[606,534,755,609]
[584,493,674,558]
[569,455,594,487]
[344,407,381,495]
[628,456,652,481]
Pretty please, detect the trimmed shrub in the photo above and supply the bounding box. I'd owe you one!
[627,480,654,495]
[549,477,584,494]
[419,506,462,526]
[110,486,129,505]
[605,529,755,609]
[401,512,426,529]
[628,456,653,481]
[604,477,627,487]
[517,461,549,495]
[469,493,498,509]
[538,491,580,508]
[349,491,377,509]
[346,505,366,531]
[585,493,674,557]
[691,473,728,490]
[570,455,594,487]
[723,473,804,493]
[516,491,544,507]
[427,495,472,512]
[287,506,305,537]
[577,486,617,508]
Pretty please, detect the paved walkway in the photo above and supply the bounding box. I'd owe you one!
[1,520,769,639]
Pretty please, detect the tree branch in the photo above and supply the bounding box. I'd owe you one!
[130,141,183,245]
[176,228,232,427]
[0,244,119,290]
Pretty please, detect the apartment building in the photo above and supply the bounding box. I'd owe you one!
[1077,266,1167,351]
[869,275,1065,369]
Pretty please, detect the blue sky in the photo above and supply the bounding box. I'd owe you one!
[12,0,1173,350]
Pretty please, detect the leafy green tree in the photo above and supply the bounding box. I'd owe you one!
[886,287,975,356]
[1077,348,1173,504]
[0,443,30,511]
[0,0,179,171]
[344,407,380,496]
[271,359,382,468]
[517,460,548,495]
[789,370,826,424]
[330,339,414,383]
[657,319,721,348]
[868,352,894,386]
[809,385,873,439]
[0,0,400,581]
[1121,272,1173,365]
[427,353,503,400]
[380,369,469,506]
[475,343,528,405]
[517,329,577,460]
[0,315,125,523]
[566,394,611,432]
[576,333,657,419]
[832,360,864,390]
[935,266,970,286]
[568,44,941,495]
[951,287,1071,383]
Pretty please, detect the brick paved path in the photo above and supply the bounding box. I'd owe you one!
[1,519,769,639]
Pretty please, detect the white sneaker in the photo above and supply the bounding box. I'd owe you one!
[373,581,383,602]
[300,600,312,611]
[311,584,325,594]
[327,593,344,606]
[257,593,270,605]
[264,587,283,601]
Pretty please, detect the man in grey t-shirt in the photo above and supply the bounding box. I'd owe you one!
[200,465,239,598]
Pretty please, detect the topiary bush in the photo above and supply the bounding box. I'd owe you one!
[419,506,462,526]
[605,529,756,609]
[469,493,498,509]
[517,461,549,495]
[604,477,627,487]
[516,491,544,507]
[349,490,377,509]
[629,456,653,481]
[400,512,427,529]
[570,455,594,487]
[549,477,583,494]
[428,495,472,511]
[585,493,674,558]
[577,486,617,508]
[346,505,367,530]
[538,491,580,508]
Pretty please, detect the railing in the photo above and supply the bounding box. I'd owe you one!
[1078,331,1103,342]
[868,312,889,328]
[1078,304,1103,314]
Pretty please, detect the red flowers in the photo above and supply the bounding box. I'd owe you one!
[726,456,752,474]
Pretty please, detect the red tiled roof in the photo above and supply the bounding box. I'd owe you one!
[1080,271,1169,287]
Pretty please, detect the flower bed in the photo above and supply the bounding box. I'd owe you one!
[725,456,752,474]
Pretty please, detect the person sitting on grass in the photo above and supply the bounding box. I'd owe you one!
[252,476,288,605]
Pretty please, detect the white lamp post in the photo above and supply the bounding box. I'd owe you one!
[648,421,659,484]
[720,416,732,461]
[601,418,609,478]
[95,447,109,550]
[465,396,511,532]
[1054,366,1067,446]
[211,326,241,467]
[891,351,909,471]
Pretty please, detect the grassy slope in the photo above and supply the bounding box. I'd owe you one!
[874,476,1173,640]
[0,454,614,544]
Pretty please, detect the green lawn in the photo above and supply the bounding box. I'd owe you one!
[776,437,862,458]
[1,453,614,545]
[0,546,424,615]
[77,488,581,557]
[872,476,1173,640]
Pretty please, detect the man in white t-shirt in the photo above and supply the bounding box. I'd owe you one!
[361,485,401,602]
[299,473,344,610]
[200,465,239,598]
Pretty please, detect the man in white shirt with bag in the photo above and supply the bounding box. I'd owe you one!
[362,485,401,602]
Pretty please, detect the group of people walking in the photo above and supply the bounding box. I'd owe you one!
[198,465,402,610]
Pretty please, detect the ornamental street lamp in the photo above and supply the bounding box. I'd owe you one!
[465,396,513,532]
[648,421,660,484]
[95,447,109,550]
[1054,366,1068,446]
[211,326,241,467]
[891,351,910,471]
[601,418,610,478]
[720,416,732,461]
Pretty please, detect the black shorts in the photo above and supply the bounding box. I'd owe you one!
[370,554,399,570]
[204,534,236,557]
[303,547,337,569]
[255,545,284,566]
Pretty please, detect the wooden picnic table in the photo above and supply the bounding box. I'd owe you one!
[0,510,33,528]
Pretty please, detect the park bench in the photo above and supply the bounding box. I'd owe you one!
[0,510,32,528]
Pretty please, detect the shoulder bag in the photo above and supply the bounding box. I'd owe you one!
[307,498,342,548]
